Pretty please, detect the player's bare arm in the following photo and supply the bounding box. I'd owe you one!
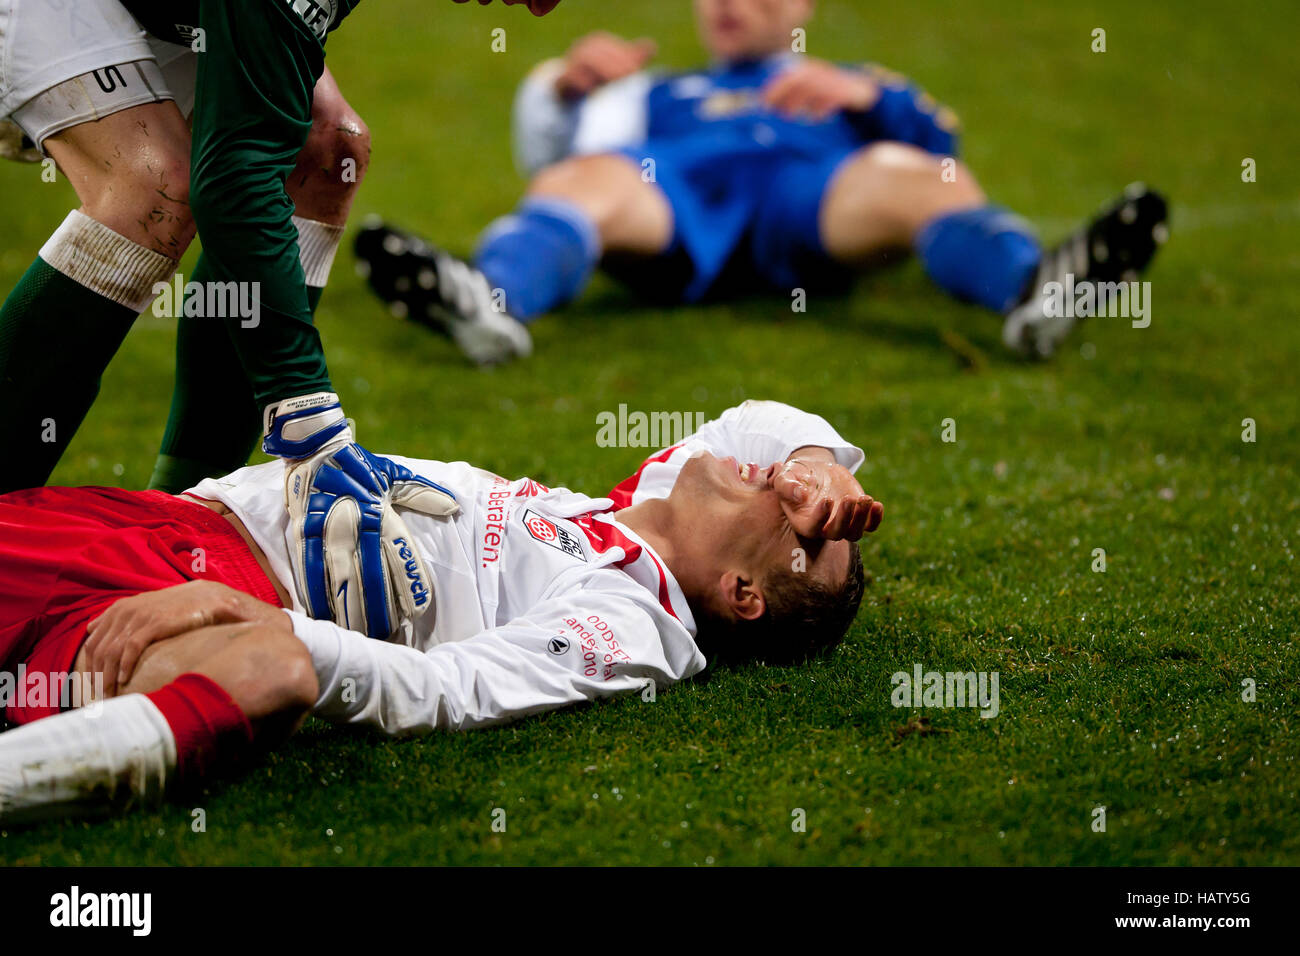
[759,58,881,119]
[79,580,291,700]
[554,31,658,100]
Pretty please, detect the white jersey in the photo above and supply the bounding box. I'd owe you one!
[187,401,863,735]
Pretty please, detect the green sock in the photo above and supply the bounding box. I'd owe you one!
[148,266,326,493]
[0,259,139,492]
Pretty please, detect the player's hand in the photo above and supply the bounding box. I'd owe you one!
[265,392,460,639]
[83,581,287,698]
[774,456,883,541]
[760,59,880,120]
[554,31,657,100]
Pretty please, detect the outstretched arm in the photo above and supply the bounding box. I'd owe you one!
[292,584,702,735]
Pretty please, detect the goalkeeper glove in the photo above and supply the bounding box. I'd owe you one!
[264,391,459,639]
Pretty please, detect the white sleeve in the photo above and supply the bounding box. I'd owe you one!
[570,71,652,157]
[512,59,580,176]
[513,63,652,176]
[286,583,701,736]
[687,400,865,472]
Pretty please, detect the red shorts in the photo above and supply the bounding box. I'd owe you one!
[0,487,282,725]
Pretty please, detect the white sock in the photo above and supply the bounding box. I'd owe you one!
[293,215,346,289]
[39,210,178,313]
[0,695,177,824]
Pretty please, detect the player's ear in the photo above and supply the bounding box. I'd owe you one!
[719,570,766,622]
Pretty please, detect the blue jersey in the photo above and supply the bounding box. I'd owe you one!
[642,57,957,161]
[513,53,961,299]
[516,53,959,174]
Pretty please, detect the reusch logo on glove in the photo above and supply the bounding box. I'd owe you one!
[392,537,429,608]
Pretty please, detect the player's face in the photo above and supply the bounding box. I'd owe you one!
[694,0,814,61]
[672,451,851,600]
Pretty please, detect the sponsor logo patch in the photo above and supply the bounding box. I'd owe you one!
[523,509,587,562]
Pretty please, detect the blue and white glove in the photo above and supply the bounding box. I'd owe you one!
[264,392,460,639]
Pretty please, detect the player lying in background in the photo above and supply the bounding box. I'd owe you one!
[0,401,882,823]
[357,0,1169,362]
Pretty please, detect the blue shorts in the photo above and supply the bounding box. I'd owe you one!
[608,139,860,302]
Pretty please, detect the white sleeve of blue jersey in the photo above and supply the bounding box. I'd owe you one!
[512,58,580,176]
[686,400,866,473]
[287,581,702,735]
[570,70,652,158]
[513,64,652,175]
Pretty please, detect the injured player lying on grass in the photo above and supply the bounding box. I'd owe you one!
[0,401,882,823]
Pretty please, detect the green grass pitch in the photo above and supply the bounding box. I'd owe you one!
[0,0,1296,865]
